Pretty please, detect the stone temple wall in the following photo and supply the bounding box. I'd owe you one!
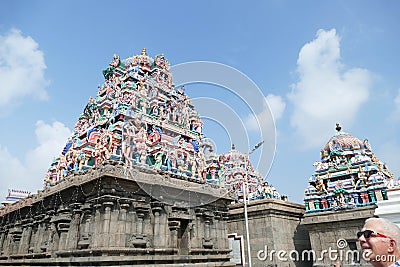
[302,205,376,267]
[0,163,234,266]
[228,199,311,267]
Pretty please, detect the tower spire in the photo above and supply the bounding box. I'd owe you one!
[335,123,341,132]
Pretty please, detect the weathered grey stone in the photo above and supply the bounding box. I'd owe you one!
[228,199,310,267]
[0,164,234,266]
[302,205,376,266]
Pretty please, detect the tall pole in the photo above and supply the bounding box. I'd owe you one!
[243,141,264,267]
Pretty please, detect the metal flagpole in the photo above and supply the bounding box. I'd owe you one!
[243,141,264,267]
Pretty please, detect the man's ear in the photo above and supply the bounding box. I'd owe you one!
[388,239,397,253]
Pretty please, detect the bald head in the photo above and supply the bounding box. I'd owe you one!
[365,218,400,248]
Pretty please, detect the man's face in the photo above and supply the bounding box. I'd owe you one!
[358,221,392,263]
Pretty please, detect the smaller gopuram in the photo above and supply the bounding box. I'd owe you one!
[219,144,281,202]
[304,124,390,213]
[302,124,393,266]
[1,190,30,207]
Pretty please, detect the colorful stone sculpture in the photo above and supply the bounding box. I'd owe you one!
[44,50,209,184]
[304,124,392,213]
[43,49,279,204]
[219,144,281,202]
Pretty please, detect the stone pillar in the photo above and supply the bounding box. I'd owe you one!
[2,230,12,256]
[375,189,384,201]
[212,212,221,249]
[0,228,6,254]
[321,198,328,209]
[77,203,92,249]
[136,209,145,237]
[168,220,180,249]
[101,201,114,247]
[47,221,60,254]
[204,219,210,242]
[159,208,168,248]
[18,219,33,254]
[309,199,315,210]
[117,203,129,247]
[369,191,376,202]
[152,202,163,248]
[222,211,230,249]
[193,208,204,249]
[314,199,320,210]
[57,222,70,251]
[9,223,23,255]
[353,192,360,205]
[361,192,369,204]
[34,218,46,253]
[92,203,102,248]
[109,202,119,247]
[55,206,72,251]
[126,202,135,237]
[66,203,82,250]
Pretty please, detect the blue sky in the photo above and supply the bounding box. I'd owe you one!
[0,0,399,203]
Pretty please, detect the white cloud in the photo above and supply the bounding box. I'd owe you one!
[0,28,49,113]
[288,29,372,148]
[266,94,286,121]
[0,121,71,203]
[245,94,286,131]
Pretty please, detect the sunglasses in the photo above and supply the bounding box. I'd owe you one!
[357,230,391,239]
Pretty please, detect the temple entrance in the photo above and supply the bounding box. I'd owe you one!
[177,219,190,255]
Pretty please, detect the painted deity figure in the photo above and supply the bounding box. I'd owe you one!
[190,155,198,178]
[166,151,177,171]
[122,123,136,167]
[315,176,328,193]
[176,153,185,173]
[154,151,164,170]
[58,155,68,179]
[354,171,368,189]
[218,162,225,186]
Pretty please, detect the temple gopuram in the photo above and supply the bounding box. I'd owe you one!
[304,124,391,213]
[0,190,30,207]
[44,49,209,187]
[0,49,283,267]
[0,50,243,266]
[40,48,279,205]
[220,144,280,202]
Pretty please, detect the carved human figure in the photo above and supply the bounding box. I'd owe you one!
[190,155,198,177]
[154,151,164,170]
[176,153,185,173]
[355,171,368,189]
[123,124,136,167]
[315,176,328,193]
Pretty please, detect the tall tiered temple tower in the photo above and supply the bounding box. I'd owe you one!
[0,50,241,266]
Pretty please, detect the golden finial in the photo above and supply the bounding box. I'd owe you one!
[141,48,147,56]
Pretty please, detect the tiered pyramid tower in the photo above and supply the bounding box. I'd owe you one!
[220,144,281,202]
[0,50,238,266]
[44,49,217,186]
[43,49,279,203]
[304,124,392,212]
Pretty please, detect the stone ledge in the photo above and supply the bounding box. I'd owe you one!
[228,199,305,218]
[302,205,376,225]
[0,163,234,217]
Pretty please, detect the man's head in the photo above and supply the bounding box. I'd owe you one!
[358,217,400,266]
